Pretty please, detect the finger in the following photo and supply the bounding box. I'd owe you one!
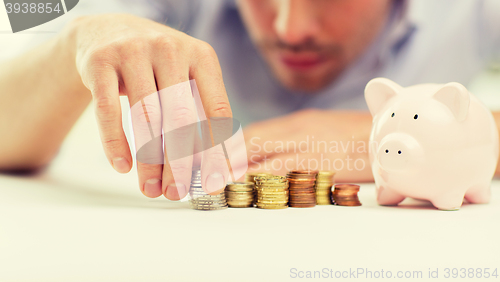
[88,69,133,174]
[190,42,233,195]
[125,62,164,198]
[225,121,248,182]
[154,50,194,200]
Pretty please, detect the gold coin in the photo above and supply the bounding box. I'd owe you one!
[256,204,288,209]
[245,172,272,181]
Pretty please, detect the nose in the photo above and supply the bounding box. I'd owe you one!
[274,0,320,45]
[377,134,423,170]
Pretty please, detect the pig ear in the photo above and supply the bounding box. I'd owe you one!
[364,77,402,117]
[433,82,470,122]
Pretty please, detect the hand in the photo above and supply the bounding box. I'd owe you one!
[69,14,232,199]
[243,109,374,182]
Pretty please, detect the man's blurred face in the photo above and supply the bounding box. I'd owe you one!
[237,0,392,92]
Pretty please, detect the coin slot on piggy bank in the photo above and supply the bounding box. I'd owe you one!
[364,77,499,210]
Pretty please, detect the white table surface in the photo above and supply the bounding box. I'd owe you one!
[0,102,499,282]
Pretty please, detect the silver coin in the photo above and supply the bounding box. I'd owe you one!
[190,193,224,198]
[190,197,226,201]
[190,198,225,202]
[191,203,228,207]
[190,202,227,206]
[190,204,228,209]
[190,205,226,208]
[190,203,226,206]
[192,207,228,211]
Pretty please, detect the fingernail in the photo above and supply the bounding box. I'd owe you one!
[206,172,225,194]
[143,178,162,197]
[112,157,130,173]
[166,183,186,200]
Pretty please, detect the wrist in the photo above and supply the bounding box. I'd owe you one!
[56,16,90,98]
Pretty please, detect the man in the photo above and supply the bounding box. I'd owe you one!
[0,0,499,200]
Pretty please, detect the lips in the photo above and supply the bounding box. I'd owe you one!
[280,53,325,71]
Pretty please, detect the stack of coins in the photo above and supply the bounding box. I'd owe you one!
[287,170,318,208]
[245,172,272,204]
[189,169,228,210]
[254,175,289,209]
[331,184,362,206]
[225,182,255,208]
[245,172,273,183]
[315,171,336,205]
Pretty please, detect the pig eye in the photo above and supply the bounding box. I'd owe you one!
[391,113,395,117]
[398,150,402,154]
[385,149,389,153]
[414,114,418,119]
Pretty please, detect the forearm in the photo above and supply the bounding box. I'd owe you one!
[0,26,91,171]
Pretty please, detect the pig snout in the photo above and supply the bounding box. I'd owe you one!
[377,133,423,171]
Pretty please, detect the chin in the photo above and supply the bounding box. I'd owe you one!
[281,81,326,92]
[275,72,333,93]
[267,58,339,93]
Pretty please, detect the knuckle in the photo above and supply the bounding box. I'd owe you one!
[79,48,116,87]
[94,96,118,122]
[93,95,115,110]
[102,138,122,150]
[209,100,232,117]
[153,35,183,58]
[207,147,227,161]
[136,103,162,123]
[170,106,196,127]
[120,38,148,57]
[85,47,109,72]
[137,162,162,173]
[168,161,191,175]
[196,41,217,59]
[86,46,115,66]
[103,138,120,145]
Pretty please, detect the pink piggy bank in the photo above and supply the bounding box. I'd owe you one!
[365,78,499,210]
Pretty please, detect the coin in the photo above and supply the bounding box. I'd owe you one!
[256,203,288,209]
[224,182,255,208]
[245,172,273,183]
[286,170,317,208]
[254,175,288,209]
[332,183,362,206]
[289,203,316,208]
[314,170,335,205]
[189,169,228,211]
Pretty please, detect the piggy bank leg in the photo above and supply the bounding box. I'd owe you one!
[376,186,405,206]
[430,192,465,211]
[464,184,491,204]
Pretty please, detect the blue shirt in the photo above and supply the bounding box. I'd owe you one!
[144,0,500,126]
[5,0,500,126]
